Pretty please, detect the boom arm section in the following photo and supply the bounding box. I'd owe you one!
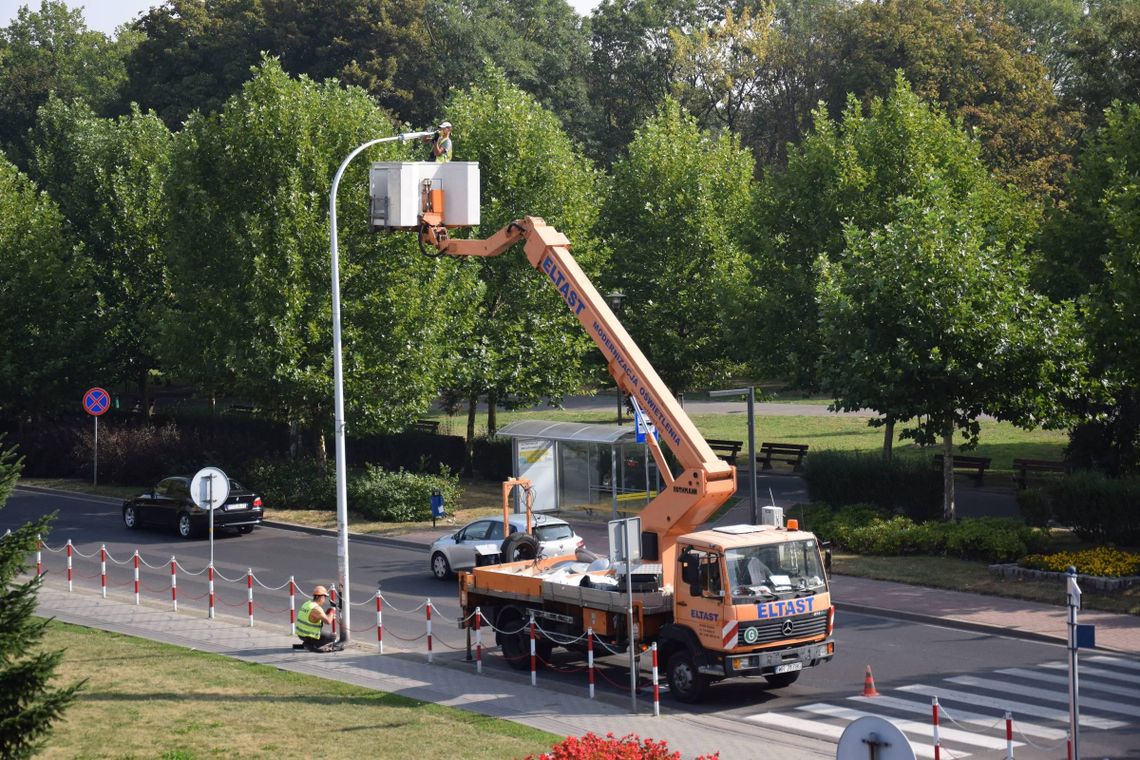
[421,216,737,563]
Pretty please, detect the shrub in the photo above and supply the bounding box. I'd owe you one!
[1016,487,1053,527]
[72,422,199,484]
[803,451,941,520]
[348,431,466,474]
[794,503,888,546]
[347,465,460,522]
[472,435,512,480]
[524,732,719,760]
[1019,547,1140,577]
[1049,471,1140,544]
[245,456,336,510]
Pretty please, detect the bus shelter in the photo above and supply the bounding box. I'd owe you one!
[495,420,663,521]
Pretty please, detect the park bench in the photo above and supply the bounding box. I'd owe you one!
[758,442,809,471]
[932,454,992,484]
[1012,458,1068,489]
[706,438,743,465]
[409,419,440,434]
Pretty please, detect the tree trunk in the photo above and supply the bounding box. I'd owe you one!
[315,428,328,473]
[289,420,302,459]
[487,390,498,438]
[942,424,956,521]
[464,395,477,477]
[882,417,895,461]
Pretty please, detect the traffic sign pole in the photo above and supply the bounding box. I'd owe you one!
[82,387,111,485]
[93,416,98,486]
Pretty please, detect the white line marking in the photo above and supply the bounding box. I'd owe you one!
[1041,661,1140,685]
[898,684,1125,729]
[801,702,1013,750]
[948,675,1140,718]
[849,694,1067,741]
[997,667,1140,701]
[745,714,935,759]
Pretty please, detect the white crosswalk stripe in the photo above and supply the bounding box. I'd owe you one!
[947,675,1140,718]
[743,658,1136,758]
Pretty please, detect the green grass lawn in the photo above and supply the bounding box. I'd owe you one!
[37,621,559,760]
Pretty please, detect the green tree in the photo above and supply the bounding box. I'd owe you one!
[1000,0,1085,91]
[0,0,135,165]
[160,58,474,460]
[1037,103,1140,473]
[0,437,84,758]
[747,74,1038,391]
[600,97,753,391]
[669,3,775,133]
[817,186,1087,520]
[440,66,606,444]
[823,0,1080,199]
[1065,0,1140,129]
[29,98,173,413]
[0,154,100,417]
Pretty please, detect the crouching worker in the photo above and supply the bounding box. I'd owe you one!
[294,585,342,652]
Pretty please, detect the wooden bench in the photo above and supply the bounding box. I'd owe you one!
[706,438,743,465]
[932,454,992,484]
[758,442,809,471]
[409,419,440,434]
[1013,458,1068,489]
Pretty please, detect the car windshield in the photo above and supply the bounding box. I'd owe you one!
[725,540,826,598]
[534,523,573,542]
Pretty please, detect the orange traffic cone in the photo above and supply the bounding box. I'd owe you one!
[862,665,880,697]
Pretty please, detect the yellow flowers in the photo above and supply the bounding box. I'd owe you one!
[1019,547,1140,578]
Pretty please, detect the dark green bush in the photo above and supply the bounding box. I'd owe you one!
[1049,471,1140,544]
[246,456,336,510]
[1016,487,1053,527]
[72,422,199,484]
[472,435,512,481]
[803,451,942,521]
[795,503,888,545]
[348,465,461,522]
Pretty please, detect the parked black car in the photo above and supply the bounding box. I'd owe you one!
[122,476,264,538]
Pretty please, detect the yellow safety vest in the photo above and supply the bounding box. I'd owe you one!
[296,600,322,639]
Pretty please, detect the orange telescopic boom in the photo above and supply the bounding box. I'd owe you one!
[419,215,737,570]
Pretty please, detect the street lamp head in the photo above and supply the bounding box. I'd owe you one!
[606,290,626,312]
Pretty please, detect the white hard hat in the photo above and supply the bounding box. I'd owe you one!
[438,121,452,129]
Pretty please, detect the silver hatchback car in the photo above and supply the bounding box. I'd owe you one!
[429,513,584,579]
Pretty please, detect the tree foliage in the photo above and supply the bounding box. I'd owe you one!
[0,437,83,758]
[160,58,473,452]
[601,97,753,391]
[0,0,135,165]
[1064,0,1140,130]
[0,154,100,416]
[439,65,606,436]
[29,98,173,407]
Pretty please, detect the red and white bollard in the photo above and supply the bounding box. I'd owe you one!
[1067,730,1072,760]
[932,696,941,760]
[587,628,595,699]
[474,607,482,674]
[426,599,433,663]
[376,587,383,654]
[208,563,215,619]
[289,577,296,636]
[651,642,660,717]
[1005,711,1014,759]
[100,544,107,598]
[529,612,537,687]
[36,534,42,577]
[133,551,140,605]
[170,557,177,612]
[247,569,254,627]
[66,540,73,592]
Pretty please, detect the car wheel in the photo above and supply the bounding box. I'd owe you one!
[500,533,540,562]
[667,650,710,703]
[496,610,531,671]
[765,670,801,689]
[177,512,196,539]
[430,552,452,580]
[123,504,139,530]
[237,525,253,535]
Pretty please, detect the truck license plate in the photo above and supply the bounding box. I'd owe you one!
[775,662,803,675]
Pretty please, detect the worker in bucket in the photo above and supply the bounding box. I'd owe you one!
[294,585,342,652]
[424,121,453,162]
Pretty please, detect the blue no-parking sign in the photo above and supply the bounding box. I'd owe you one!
[83,387,110,417]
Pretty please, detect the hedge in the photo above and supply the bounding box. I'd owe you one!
[802,451,942,521]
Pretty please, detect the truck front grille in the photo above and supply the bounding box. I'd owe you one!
[740,612,827,646]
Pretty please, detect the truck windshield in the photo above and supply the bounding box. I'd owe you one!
[725,540,826,598]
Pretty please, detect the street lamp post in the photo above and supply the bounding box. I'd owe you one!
[606,290,626,425]
[709,387,758,524]
[328,129,433,641]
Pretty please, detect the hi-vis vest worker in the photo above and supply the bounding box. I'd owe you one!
[297,585,333,640]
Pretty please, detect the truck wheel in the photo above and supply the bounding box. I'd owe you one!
[765,671,801,689]
[667,651,709,703]
[496,611,531,671]
[501,533,539,562]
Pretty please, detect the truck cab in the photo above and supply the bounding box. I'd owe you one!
[662,523,835,702]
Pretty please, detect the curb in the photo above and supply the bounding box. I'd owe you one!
[833,601,1073,650]
[262,519,425,551]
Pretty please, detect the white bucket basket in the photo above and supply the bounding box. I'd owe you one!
[369,161,480,230]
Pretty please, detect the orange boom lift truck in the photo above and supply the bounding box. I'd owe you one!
[388,163,834,703]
